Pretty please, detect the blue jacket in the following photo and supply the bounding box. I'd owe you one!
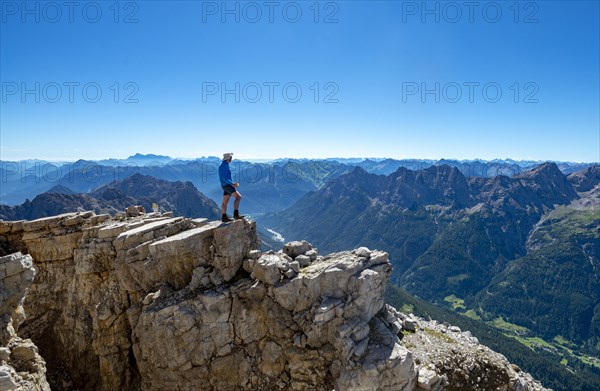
[219,161,234,187]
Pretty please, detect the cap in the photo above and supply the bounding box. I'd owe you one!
[223,152,233,160]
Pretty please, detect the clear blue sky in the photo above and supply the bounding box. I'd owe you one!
[1,0,598,162]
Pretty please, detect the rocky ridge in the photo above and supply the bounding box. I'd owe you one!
[0,211,548,390]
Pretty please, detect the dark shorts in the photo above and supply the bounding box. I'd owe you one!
[222,185,237,196]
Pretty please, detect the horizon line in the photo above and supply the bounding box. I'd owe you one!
[0,155,598,165]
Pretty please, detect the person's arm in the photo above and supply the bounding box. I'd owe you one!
[220,163,235,186]
[226,165,235,186]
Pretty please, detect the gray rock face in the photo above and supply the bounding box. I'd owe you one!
[0,212,550,391]
[0,252,50,391]
[1,253,35,337]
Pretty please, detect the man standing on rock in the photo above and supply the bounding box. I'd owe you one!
[219,152,244,222]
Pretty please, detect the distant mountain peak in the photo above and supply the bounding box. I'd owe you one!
[350,166,368,175]
[127,153,171,160]
[568,164,600,192]
[45,185,75,195]
[516,161,562,179]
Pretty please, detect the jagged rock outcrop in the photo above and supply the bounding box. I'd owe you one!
[0,252,50,391]
[0,212,549,390]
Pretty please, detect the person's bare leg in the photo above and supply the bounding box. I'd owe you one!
[233,192,242,211]
[222,194,230,215]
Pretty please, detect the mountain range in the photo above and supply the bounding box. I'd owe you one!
[1,155,595,212]
[259,163,600,379]
[2,155,599,389]
[0,174,220,221]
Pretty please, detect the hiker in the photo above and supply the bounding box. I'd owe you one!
[219,152,244,222]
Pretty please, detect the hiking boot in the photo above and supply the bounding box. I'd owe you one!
[234,210,245,220]
[222,214,232,222]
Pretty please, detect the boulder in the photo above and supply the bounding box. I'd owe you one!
[282,240,313,258]
[295,254,311,267]
[251,254,284,285]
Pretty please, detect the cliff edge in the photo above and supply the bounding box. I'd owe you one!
[0,212,548,390]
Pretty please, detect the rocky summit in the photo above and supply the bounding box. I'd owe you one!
[0,211,547,390]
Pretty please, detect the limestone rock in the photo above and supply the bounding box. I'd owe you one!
[125,205,146,217]
[0,252,50,391]
[393,306,550,391]
[0,211,551,391]
[418,367,441,390]
[282,240,313,258]
[247,249,261,260]
[251,253,285,285]
[306,248,319,261]
[0,253,35,339]
[353,246,371,258]
[212,220,259,281]
[0,365,19,390]
[295,254,311,267]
